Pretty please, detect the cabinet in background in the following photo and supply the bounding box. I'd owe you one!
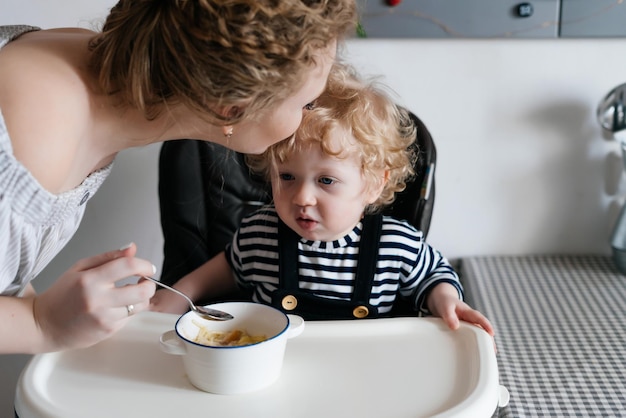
[356,0,626,38]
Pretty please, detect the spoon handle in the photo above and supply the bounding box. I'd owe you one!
[142,276,233,321]
[142,276,194,306]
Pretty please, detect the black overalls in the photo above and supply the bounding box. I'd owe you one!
[271,215,384,321]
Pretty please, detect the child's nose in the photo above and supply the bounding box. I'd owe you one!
[292,182,316,206]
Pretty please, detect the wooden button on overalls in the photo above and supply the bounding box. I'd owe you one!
[281,295,298,311]
[353,306,370,318]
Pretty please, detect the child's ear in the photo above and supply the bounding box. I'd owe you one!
[366,170,389,204]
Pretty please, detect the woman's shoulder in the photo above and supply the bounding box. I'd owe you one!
[0,29,96,190]
[0,28,95,112]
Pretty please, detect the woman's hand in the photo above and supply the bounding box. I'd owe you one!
[30,243,156,353]
[426,282,495,337]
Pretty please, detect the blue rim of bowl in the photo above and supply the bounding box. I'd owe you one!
[174,302,290,349]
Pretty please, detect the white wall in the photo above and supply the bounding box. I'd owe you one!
[1,1,625,416]
[344,39,623,258]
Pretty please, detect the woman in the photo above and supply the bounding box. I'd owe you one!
[0,0,356,354]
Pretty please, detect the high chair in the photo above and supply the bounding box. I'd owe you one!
[157,110,437,310]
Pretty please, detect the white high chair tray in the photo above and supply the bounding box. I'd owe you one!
[15,312,501,418]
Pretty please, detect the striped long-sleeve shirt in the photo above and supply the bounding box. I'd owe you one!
[225,206,463,315]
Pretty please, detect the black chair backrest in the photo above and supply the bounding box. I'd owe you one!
[382,111,437,237]
[158,111,436,287]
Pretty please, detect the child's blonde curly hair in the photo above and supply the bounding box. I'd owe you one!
[246,64,417,214]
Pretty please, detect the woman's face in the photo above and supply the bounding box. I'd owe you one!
[225,40,337,154]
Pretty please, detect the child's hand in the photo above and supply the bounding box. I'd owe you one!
[149,288,190,315]
[426,283,495,337]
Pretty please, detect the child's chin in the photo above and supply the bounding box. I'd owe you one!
[295,228,324,242]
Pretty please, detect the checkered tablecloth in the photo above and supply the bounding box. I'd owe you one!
[459,255,626,418]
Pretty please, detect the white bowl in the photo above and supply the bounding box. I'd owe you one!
[160,302,304,395]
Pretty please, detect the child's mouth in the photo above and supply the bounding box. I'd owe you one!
[296,217,318,230]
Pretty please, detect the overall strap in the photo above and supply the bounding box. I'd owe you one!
[278,220,300,290]
[278,214,383,299]
[351,214,383,302]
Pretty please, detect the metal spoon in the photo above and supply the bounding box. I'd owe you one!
[143,276,234,321]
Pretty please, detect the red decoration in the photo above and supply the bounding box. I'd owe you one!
[386,0,402,6]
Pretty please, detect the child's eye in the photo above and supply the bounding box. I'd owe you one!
[319,177,334,185]
[303,101,316,111]
[279,173,294,181]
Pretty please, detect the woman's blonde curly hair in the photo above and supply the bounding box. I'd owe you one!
[246,64,418,214]
[88,0,357,122]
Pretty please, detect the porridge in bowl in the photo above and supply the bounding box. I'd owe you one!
[193,322,267,347]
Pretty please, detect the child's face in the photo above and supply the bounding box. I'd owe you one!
[271,132,383,242]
